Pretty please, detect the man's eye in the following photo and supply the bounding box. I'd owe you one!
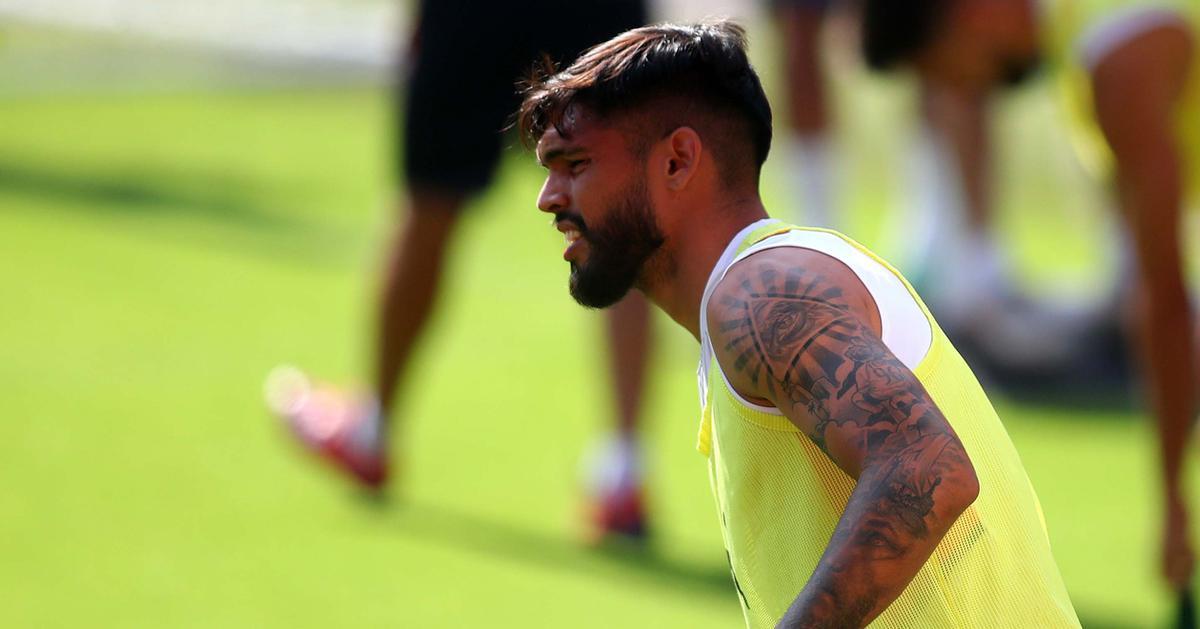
[568,159,589,173]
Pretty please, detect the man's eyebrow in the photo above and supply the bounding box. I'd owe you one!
[538,146,585,167]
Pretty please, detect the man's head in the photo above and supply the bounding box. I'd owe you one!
[518,21,772,308]
[861,0,1041,92]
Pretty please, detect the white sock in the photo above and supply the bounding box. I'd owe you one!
[895,124,963,284]
[585,433,643,496]
[939,230,1011,322]
[897,124,1014,321]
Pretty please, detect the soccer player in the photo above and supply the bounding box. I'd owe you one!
[269,0,653,537]
[859,0,1197,593]
[520,21,1080,627]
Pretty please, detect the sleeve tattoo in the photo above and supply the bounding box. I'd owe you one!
[711,262,979,628]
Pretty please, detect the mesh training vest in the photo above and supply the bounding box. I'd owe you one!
[696,220,1081,628]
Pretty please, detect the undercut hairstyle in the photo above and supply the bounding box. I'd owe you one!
[517,21,772,187]
[861,0,950,70]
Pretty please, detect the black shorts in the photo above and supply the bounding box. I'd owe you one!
[402,0,648,194]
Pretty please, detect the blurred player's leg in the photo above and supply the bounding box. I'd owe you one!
[268,181,471,491]
[911,82,1010,321]
[272,0,652,497]
[375,190,466,417]
[607,292,652,438]
[776,0,837,228]
[268,0,508,490]
[887,73,1012,325]
[588,292,652,540]
[904,82,1104,385]
[1091,17,1196,590]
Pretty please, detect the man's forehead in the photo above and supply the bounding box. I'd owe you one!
[536,105,621,158]
[558,102,600,135]
[536,126,573,158]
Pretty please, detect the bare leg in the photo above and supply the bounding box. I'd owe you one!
[1092,22,1196,590]
[914,82,1014,328]
[266,187,465,488]
[375,189,467,420]
[918,82,991,235]
[778,3,829,137]
[584,291,653,540]
[606,291,652,437]
[777,3,835,227]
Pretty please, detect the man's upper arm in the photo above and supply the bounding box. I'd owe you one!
[707,249,970,481]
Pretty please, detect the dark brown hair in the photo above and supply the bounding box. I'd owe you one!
[517,21,772,182]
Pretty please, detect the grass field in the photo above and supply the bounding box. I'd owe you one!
[0,23,1197,628]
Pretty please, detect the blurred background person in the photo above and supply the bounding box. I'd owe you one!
[859,0,1198,594]
[266,0,656,541]
[865,5,1134,398]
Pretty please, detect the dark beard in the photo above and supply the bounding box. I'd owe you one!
[567,180,665,309]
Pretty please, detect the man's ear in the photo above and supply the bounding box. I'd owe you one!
[662,126,702,192]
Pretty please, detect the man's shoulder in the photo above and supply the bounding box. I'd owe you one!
[706,245,867,328]
[705,247,869,399]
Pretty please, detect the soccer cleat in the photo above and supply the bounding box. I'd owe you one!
[265,365,388,489]
[588,484,649,543]
[582,434,649,543]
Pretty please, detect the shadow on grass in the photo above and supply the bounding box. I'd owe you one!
[0,158,296,228]
[381,500,1168,626]
[378,498,1176,625]
[385,498,734,596]
[0,157,358,265]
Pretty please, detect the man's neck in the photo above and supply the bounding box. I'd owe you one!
[641,197,770,342]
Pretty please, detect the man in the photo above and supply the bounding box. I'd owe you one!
[520,21,1080,627]
[860,0,1198,593]
[267,0,652,538]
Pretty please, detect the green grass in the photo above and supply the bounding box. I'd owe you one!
[0,43,1195,628]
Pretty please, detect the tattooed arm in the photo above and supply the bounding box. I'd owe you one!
[708,249,980,629]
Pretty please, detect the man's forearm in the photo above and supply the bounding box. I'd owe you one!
[777,439,978,628]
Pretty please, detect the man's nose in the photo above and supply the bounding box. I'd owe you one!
[537,177,568,214]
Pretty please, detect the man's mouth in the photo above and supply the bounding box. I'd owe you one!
[562,230,586,260]
[555,216,586,261]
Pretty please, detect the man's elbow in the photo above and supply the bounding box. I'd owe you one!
[944,461,980,515]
